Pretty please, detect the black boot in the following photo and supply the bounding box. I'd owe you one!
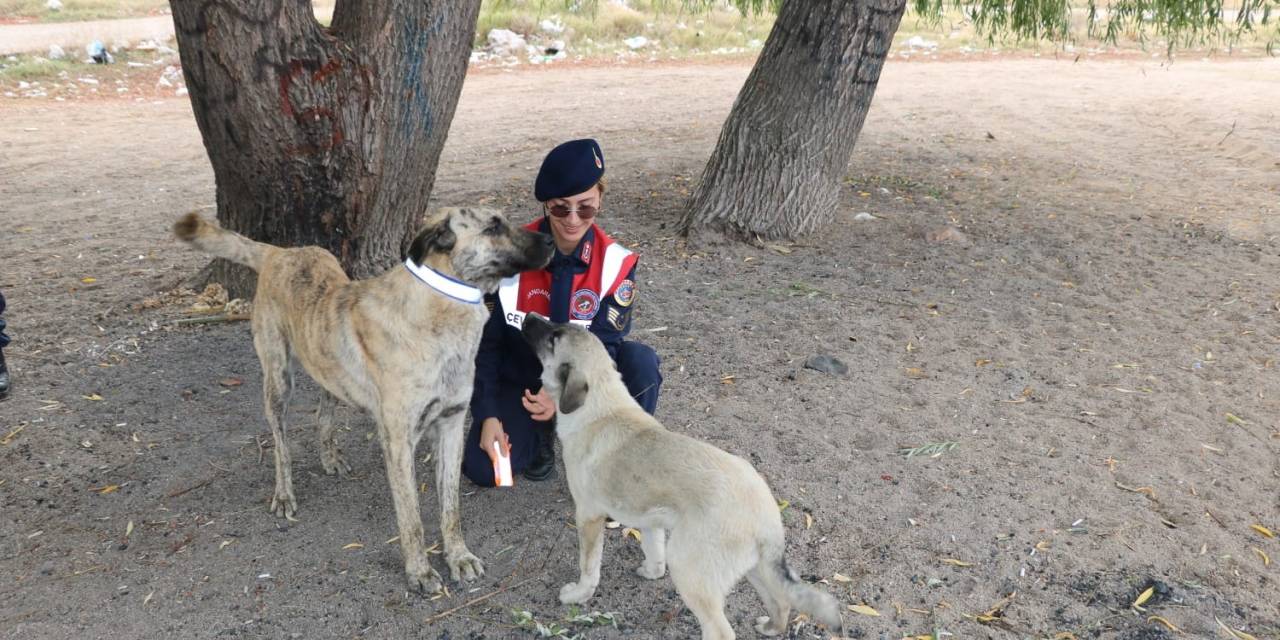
[523,430,556,481]
[0,349,9,399]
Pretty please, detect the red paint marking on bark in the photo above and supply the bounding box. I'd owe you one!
[278,60,307,118]
[312,58,342,83]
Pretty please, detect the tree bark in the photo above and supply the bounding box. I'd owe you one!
[680,0,906,241]
[170,0,481,296]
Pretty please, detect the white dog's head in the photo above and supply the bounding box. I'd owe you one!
[520,313,615,415]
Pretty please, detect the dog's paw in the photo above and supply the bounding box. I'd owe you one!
[755,615,785,637]
[406,564,445,595]
[320,446,353,477]
[447,549,485,582]
[558,581,597,605]
[269,490,297,519]
[635,561,665,580]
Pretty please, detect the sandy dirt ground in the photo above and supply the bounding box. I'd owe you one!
[1,58,1279,640]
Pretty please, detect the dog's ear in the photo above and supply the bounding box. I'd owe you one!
[406,213,456,265]
[556,362,589,415]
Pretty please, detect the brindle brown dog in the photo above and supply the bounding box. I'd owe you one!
[174,208,553,593]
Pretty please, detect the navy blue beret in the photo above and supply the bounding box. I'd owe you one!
[535,139,605,202]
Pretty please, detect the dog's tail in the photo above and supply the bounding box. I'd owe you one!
[769,552,845,636]
[173,212,267,271]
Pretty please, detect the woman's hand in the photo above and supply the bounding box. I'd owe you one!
[522,388,556,422]
[480,417,510,458]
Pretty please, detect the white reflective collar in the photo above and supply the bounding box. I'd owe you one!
[403,259,483,304]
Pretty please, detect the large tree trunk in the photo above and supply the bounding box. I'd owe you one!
[681,0,906,240]
[171,0,481,296]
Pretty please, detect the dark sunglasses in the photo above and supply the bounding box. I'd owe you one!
[546,203,599,219]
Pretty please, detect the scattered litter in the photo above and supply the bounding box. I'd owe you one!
[803,354,847,376]
[48,45,66,60]
[899,441,959,459]
[624,36,649,49]
[853,212,876,221]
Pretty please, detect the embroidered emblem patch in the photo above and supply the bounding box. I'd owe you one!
[613,279,636,307]
[579,241,592,264]
[571,289,600,320]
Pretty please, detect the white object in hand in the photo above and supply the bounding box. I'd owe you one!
[491,441,513,487]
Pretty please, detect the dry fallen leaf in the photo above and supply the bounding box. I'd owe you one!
[81,277,97,284]
[777,500,790,512]
[83,393,104,401]
[904,367,928,379]
[143,590,154,606]
[125,520,134,538]
[623,528,642,542]
[975,358,992,367]
[1132,586,1154,609]
[1147,616,1180,633]
[941,558,974,567]
[804,512,813,529]
[831,573,853,584]
[218,377,243,387]
[1226,412,1248,425]
[847,604,880,617]
[1251,524,1275,538]
[92,484,120,494]
[1216,617,1260,640]
[385,536,400,544]
[219,540,232,550]
[1251,547,1271,566]
[720,375,736,385]
[342,542,364,550]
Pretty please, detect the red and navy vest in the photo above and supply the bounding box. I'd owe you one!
[497,220,637,329]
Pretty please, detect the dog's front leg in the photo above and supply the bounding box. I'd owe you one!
[560,513,605,604]
[376,411,441,594]
[433,409,485,582]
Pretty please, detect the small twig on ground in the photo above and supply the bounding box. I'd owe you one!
[171,313,250,327]
[422,575,542,626]
[1217,120,1237,145]
[166,476,218,499]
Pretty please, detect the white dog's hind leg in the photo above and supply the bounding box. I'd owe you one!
[636,527,666,579]
[745,565,789,637]
[667,532,737,640]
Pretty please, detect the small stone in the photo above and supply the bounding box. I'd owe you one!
[803,355,848,376]
[925,226,969,245]
[48,44,66,60]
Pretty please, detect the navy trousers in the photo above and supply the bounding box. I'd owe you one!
[461,341,661,486]
[0,291,9,348]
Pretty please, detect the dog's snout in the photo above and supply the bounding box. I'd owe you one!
[521,313,552,348]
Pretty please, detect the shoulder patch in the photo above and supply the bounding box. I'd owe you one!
[613,279,636,307]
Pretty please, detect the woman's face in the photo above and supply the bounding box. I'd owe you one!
[545,185,601,253]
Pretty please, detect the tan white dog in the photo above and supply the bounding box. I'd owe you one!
[520,313,844,640]
[174,208,553,593]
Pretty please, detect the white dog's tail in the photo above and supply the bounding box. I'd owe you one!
[770,553,845,636]
[173,212,267,271]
